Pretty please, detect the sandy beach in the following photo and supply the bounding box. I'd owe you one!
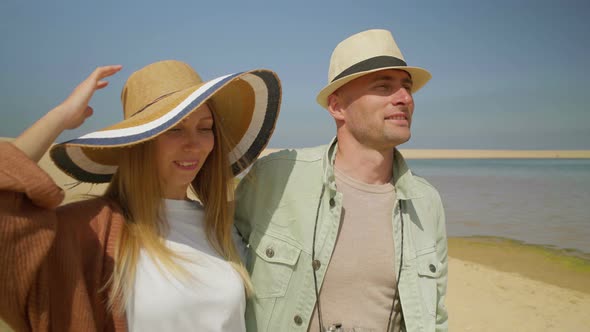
[447,238,590,331]
[2,238,588,331]
[448,257,590,331]
[1,140,589,331]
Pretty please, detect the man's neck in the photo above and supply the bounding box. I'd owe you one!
[334,139,395,185]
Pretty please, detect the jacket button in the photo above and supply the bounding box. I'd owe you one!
[312,259,321,271]
[429,264,436,273]
[265,248,275,258]
[329,198,336,207]
[294,315,303,325]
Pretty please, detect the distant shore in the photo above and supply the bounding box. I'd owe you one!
[400,149,590,159]
[262,148,590,159]
[3,138,590,159]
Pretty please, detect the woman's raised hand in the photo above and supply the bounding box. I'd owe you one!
[13,65,122,162]
[58,65,122,130]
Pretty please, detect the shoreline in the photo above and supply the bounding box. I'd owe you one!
[448,236,590,294]
[399,149,590,159]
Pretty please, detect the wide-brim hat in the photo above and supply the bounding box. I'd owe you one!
[50,60,281,183]
[316,29,432,108]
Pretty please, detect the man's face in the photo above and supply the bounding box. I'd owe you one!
[332,69,415,150]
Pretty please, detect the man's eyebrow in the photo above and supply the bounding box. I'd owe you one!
[402,77,413,85]
[373,75,394,82]
[373,75,413,85]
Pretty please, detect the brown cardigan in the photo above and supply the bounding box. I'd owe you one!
[0,142,127,331]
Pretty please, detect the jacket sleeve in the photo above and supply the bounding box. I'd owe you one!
[234,163,261,267]
[434,192,449,331]
[0,142,64,331]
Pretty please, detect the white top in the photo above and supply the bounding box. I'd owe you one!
[126,199,246,332]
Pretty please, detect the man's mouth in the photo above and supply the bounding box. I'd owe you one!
[385,114,407,120]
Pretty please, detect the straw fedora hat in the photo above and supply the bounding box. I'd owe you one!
[316,29,432,108]
[49,60,281,183]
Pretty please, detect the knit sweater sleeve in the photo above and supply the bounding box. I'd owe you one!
[0,142,65,331]
[0,142,128,332]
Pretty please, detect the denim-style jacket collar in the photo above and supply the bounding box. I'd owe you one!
[321,137,424,200]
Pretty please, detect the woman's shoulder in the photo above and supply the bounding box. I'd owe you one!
[0,141,64,209]
[57,197,126,258]
[56,196,126,233]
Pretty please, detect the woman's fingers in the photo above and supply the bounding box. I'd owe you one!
[12,65,123,162]
[58,65,122,129]
[93,65,123,81]
[89,65,122,90]
[96,80,109,89]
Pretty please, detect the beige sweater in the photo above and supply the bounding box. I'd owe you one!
[0,142,127,331]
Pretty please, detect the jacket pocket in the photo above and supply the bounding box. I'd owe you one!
[415,247,442,316]
[249,230,301,299]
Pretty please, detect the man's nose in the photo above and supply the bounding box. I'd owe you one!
[391,87,413,106]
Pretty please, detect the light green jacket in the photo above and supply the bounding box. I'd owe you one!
[235,138,448,332]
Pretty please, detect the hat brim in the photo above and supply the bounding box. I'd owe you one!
[50,70,281,183]
[316,66,431,109]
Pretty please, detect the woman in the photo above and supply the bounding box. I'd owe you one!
[0,60,281,331]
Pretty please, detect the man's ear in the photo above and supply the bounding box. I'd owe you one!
[327,93,345,121]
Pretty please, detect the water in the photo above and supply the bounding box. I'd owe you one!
[406,159,590,254]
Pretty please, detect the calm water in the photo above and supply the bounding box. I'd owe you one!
[406,159,590,253]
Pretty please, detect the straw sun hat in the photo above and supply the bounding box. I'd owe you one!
[316,29,432,108]
[50,60,281,183]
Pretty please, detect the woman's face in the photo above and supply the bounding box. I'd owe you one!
[154,104,215,199]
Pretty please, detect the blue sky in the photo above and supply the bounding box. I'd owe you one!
[1,0,588,149]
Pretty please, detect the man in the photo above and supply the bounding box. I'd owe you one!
[235,29,448,332]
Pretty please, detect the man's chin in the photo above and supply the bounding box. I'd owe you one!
[387,132,411,147]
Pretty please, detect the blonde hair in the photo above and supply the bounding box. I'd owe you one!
[103,104,252,313]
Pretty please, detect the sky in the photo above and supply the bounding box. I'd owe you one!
[0,0,588,149]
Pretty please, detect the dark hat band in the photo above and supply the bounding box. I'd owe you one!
[332,55,408,82]
[131,90,181,117]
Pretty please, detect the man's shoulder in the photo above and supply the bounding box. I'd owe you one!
[409,172,444,202]
[411,173,437,190]
[253,145,327,169]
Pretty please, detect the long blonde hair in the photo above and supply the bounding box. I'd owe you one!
[103,105,252,313]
